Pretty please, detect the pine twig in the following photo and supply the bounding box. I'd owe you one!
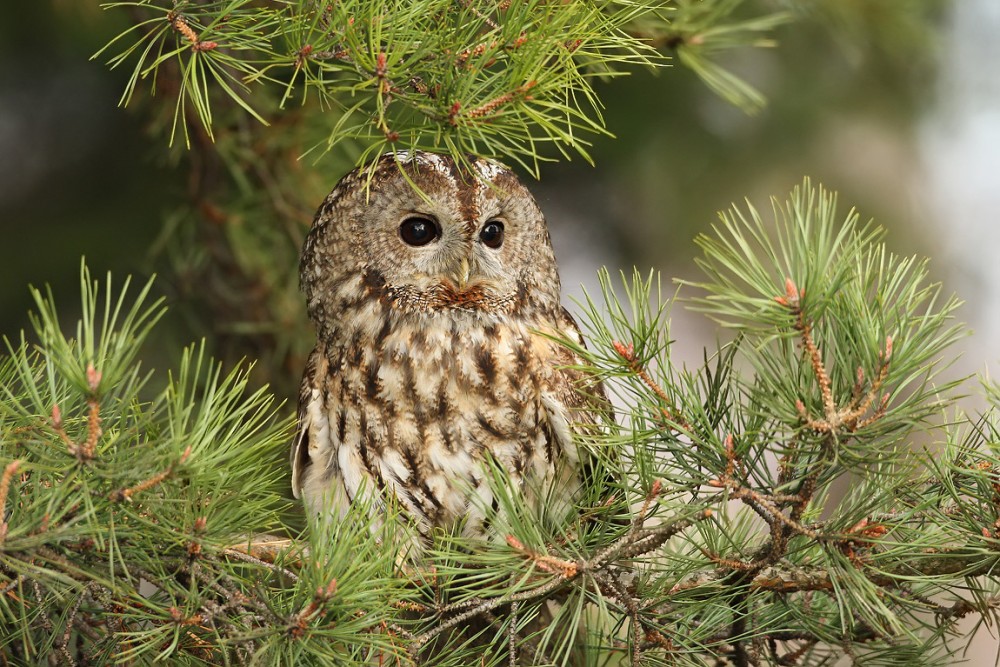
[221,543,301,583]
[706,436,819,541]
[410,505,713,655]
[612,340,691,430]
[108,445,191,503]
[0,460,21,544]
[288,579,338,638]
[779,278,893,435]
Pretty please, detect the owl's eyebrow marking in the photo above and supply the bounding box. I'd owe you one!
[409,152,460,187]
[476,159,505,181]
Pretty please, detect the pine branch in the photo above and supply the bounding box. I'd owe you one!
[5,180,1000,665]
[92,1,795,167]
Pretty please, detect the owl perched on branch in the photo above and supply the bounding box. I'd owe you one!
[292,151,607,540]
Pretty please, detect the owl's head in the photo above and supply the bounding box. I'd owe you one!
[301,151,563,332]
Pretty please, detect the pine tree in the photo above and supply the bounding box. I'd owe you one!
[5,2,994,666]
[88,0,790,394]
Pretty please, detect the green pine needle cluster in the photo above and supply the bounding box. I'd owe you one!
[81,0,847,398]
[93,0,787,171]
[4,181,1000,665]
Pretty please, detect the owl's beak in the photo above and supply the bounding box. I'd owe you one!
[454,257,471,290]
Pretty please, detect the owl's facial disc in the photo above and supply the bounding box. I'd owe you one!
[300,151,565,332]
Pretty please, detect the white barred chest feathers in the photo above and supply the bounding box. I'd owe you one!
[291,151,606,540]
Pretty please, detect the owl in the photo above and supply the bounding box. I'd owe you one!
[291,151,606,541]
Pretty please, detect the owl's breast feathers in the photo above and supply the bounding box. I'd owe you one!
[291,282,606,537]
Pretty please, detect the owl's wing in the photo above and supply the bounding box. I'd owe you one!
[540,307,613,460]
[290,345,330,499]
[535,307,621,525]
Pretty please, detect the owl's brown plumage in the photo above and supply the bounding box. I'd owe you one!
[292,151,605,539]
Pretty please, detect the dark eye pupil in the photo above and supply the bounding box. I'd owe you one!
[399,217,438,246]
[480,221,504,248]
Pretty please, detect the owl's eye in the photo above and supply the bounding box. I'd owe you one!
[479,220,505,249]
[399,217,439,246]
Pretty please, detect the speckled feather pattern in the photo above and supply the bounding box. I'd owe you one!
[292,152,605,539]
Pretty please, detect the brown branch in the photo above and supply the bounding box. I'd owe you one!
[221,543,301,583]
[612,340,691,430]
[750,566,837,594]
[701,548,760,572]
[31,579,54,634]
[615,513,712,561]
[288,579,338,638]
[712,482,819,540]
[0,460,20,512]
[0,574,25,596]
[788,468,818,525]
[624,478,664,549]
[108,446,191,503]
[934,596,1000,623]
[81,398,102,460]
[410,573,569,652]
[410,507,713,654]
[505,536,577,577]
[854,394,890,430]
[842,337,892,429]
[671,541,1000,599]
[795,314,834,420]
[592,569,644,666]
[507,600,519,666]
[776,638,817,666]
[454,40,497,66]
[706,435,818,546]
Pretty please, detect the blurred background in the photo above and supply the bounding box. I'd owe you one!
[1,0,998,658]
